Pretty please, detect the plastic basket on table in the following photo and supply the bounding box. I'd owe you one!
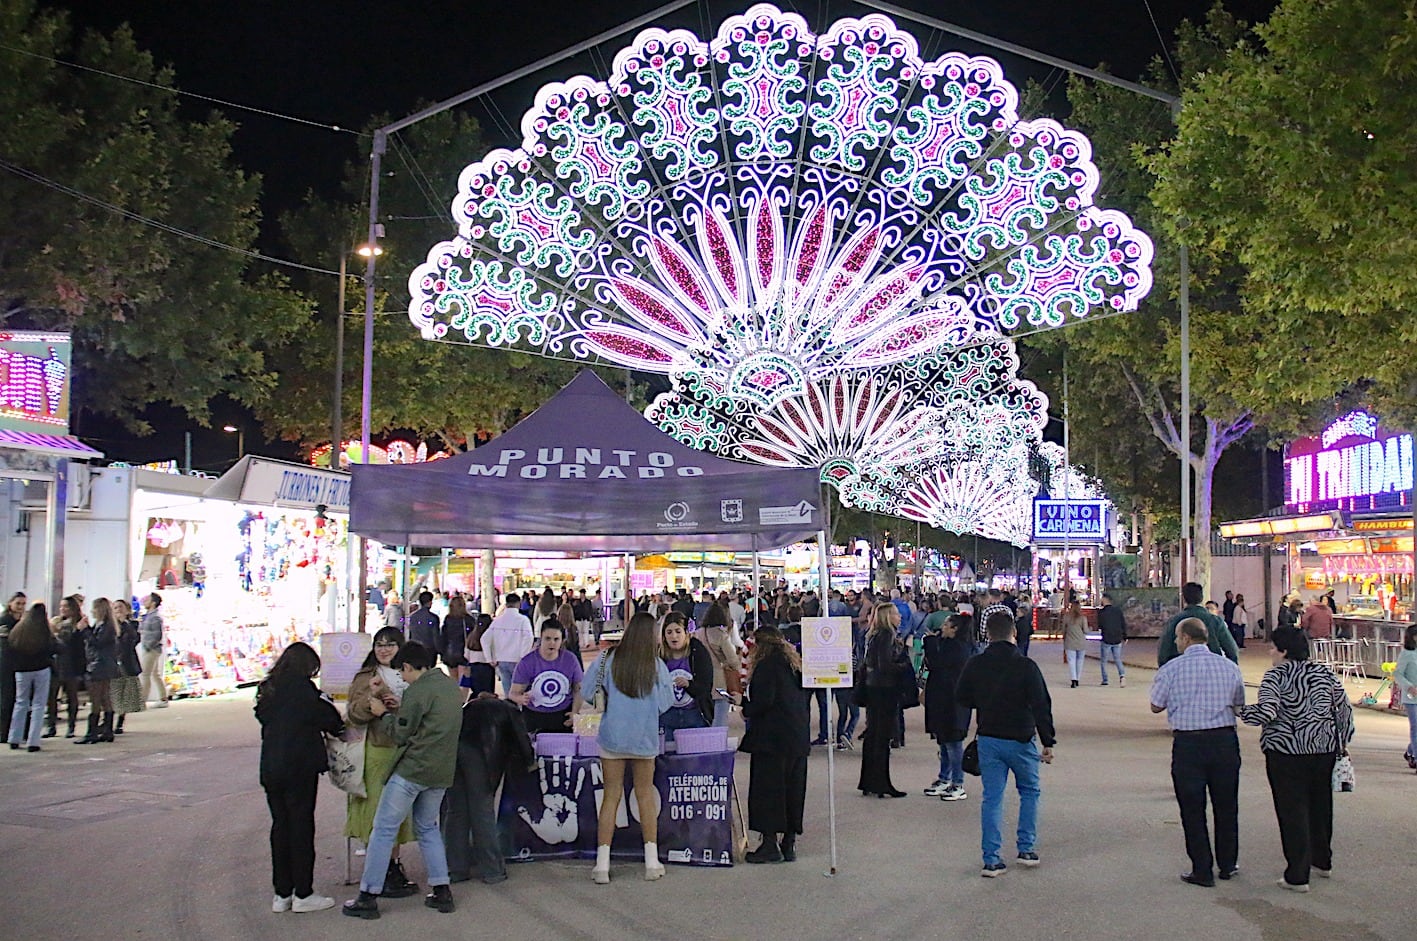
[533,733,577,757]
[673,726,728,754]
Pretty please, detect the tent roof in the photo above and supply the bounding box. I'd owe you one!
[350,370,823,552]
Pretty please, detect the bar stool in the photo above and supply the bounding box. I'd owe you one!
[1310,636,1334,670]
[1330,639,1364,682]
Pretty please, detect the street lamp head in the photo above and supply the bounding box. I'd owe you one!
[356,244,383,257]
[222,424,238,433]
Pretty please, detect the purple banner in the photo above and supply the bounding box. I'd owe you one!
[500,751,736,867]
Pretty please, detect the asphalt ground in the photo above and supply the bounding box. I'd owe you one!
[0,639,1410,941]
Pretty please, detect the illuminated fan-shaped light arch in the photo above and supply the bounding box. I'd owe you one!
[409,3,1153,409]
[644,339,1047,491]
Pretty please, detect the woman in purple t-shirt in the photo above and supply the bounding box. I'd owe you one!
[658,613,713,742]
[510,620,584,735]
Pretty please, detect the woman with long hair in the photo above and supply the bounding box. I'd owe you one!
[556,600,580,659]
[440,594,475,689]
[76,598,120,744]
[858,603,906,798]
[111,598,144,734]
[1239,628,1354,890]
[6,604,56,751]
[1393,624,1417,772]
[255,642,344,913]
[737,625,809,862]
[1060,600,1088,689]
[581,611,674,884]
[657,612,712,740]
[697,603,741,727]
[48,595,85,738]
[343,626,419,899]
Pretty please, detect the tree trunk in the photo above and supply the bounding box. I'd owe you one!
[1141,509,1155,587]
[1189,419,1227,598]
[480,549,496,615]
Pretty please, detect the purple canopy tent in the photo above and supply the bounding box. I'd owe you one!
[349,370,824,553]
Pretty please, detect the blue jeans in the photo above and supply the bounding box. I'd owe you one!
[1406,703,1417,759]
[1065,649,1084,682]
[660,705,708,740]
[6,669,50,748]
[360,773,450,894]
[496,663,516,698]
[938,739,964,786]
[833,688,859,741]
[978,736,1041,865]
[1099,643,1125,682]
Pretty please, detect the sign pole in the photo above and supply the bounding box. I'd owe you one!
[816,527,839,876]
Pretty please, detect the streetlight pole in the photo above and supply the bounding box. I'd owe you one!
[223,425,244,460]
[333,252,346,470]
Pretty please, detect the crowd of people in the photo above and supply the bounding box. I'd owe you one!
[0,589,171,751]
[249,575,1405,918]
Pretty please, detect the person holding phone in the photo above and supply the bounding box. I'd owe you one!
[657,613,713,741]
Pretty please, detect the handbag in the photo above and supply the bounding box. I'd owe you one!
[962,737,980,776]
[325,725,366,796]
[895,645,920,709]
[1331,754,1355,792]
[574,651,610,736]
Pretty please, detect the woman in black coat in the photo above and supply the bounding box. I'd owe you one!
[923,613,973,800]
[858,604,906,798]
[255,642,344,912]
[736,625,810,863]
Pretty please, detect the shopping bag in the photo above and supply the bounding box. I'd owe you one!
[325,726,366,797]
[1331,754,1355,793]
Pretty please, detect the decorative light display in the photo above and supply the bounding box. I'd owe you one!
[310,439,451,469]
[0,332,70,430]
[409,3,1154,410]
[645,339,1047,492]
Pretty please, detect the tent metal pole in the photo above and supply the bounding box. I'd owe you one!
[752,536,761,623]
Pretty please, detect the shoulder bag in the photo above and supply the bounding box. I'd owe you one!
[325,724,366,796]
[573,651,610,736]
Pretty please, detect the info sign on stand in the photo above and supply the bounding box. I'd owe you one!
[801,615,852,876]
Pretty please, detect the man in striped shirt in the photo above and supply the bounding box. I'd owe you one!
[1149,617,1246,888]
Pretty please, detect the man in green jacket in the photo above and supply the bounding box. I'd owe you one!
[1157,583,1240,666]
[345,642,463,919]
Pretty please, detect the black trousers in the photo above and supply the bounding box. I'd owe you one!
[265,775,319,899]
[858,687,897,794]
[1171,728,1240,879]
[466,663,496,697]
[48,673,81,731]
[442,744,506,882]
[0,659,15,737]
[1265,751,1336,885]
[747,751,807,836]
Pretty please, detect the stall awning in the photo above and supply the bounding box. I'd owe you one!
[204,455,350,513]
[0,429,103,459]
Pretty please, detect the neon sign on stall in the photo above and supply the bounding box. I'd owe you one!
[1285,411,1413,512]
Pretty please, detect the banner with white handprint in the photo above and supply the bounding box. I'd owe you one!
[500,752,735,866]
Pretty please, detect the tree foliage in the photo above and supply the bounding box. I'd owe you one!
[0,0,311,431]
[1150,0,1417,422]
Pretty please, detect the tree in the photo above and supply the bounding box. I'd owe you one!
[1150,0,1417,423]
[1025,6,1317,593]
[0,0,312,432]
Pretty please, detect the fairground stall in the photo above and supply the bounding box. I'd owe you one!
[350,371,826,869]
[1220,410,1415,677]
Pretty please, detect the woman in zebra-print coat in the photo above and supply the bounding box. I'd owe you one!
[1239,627,1354,892]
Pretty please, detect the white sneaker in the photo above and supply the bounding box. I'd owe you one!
[644,863,665,881]
[591,868,610,885]
[153,700,170,709]
[923,780,950,796]
[1314,867,1332,879]
[272,895,292,913]
[1119,676,1126,688]
[940,785,968,801]
[291,894,335,913]
[1276,879,1310,894]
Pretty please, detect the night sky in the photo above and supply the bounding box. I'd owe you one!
[48,0,1277,466]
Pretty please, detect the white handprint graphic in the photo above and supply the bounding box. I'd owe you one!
[516,757,586,844]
